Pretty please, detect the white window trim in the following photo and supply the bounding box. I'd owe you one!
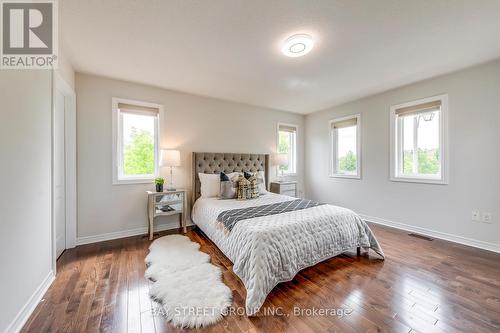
[329,114,362,179]
[276,122,298,177]
[389,94,449,185]
[112,97,163,185]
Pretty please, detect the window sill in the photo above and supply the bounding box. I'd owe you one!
[390,176,448,185]
[329,174,361,179]
[113,177,155,185]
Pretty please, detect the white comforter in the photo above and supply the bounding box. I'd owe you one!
[191,193,384,315]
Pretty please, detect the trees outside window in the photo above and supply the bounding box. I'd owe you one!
[330,115,361,178]
[123,128,155,175]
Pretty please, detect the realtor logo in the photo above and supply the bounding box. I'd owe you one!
[1,0,58,69]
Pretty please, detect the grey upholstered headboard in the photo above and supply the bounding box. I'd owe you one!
[192,152,269,204]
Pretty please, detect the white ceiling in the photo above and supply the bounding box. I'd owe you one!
[61,0,500,114]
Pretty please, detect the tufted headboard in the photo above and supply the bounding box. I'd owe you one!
[192,152,269,204]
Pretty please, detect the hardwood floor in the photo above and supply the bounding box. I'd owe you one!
[22,224,500,333]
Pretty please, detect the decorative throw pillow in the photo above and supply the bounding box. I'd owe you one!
[219,172,239,199]
[237,174,259,200]
[244,171,267,194]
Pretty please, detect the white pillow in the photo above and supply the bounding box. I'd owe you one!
[198,172,240,198]
[198,173,220,198]
[256,170,267,194]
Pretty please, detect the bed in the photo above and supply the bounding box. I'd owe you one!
[190,152,384,315]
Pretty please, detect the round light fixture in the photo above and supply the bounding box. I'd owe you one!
[282,34,314,57]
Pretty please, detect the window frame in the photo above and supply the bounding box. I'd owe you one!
[390,94,449,185]
[111,97,163,185]
[276,122,298,177]
[329,114,362,179]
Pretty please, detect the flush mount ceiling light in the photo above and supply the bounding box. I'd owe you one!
[282,34,314,57]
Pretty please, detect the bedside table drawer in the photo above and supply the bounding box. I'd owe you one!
[269,181,298,197]
[156,192,183,204]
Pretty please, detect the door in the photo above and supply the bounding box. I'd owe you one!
[54,90,66,259]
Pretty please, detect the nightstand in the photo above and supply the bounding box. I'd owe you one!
[269,181,298,197]
[146,190,187,240]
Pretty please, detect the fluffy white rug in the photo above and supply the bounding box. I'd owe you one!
[145,235,232,329]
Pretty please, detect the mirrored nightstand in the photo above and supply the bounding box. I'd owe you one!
[146,190,187,240]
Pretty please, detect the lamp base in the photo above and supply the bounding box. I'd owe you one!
[167,167,176,191]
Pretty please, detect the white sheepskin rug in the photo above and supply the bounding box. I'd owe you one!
[145,235,232,329]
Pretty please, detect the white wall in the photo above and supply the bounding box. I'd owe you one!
[0,71,53,332]
[76,73,305,239]
[305,59,500,249]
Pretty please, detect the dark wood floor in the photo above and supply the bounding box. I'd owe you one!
[22,223,500,333]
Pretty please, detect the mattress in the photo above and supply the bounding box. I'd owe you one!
[191,192,384,315]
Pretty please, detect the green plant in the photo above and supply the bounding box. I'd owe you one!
[154,177,165,185]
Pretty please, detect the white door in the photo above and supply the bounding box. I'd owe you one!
[54,90,66,258]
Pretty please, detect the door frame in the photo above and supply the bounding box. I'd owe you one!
[51,71,77,273]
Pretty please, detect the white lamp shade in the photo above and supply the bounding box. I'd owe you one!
[273,153,289,166]
[160,149,181,167]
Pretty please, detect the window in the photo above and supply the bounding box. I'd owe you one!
[330,114,361,178]
[277,123,297,175]
[390,95,448,184]
[112,98,161,184]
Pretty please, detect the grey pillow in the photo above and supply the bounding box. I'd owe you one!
[219,172,238,199]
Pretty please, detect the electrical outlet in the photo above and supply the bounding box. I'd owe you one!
[471,211,481,221]
[482,212,492,224]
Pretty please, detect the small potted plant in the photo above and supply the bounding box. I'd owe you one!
[154,177,165,192]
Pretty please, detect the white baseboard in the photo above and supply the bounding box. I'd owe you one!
[4,270,55,333]
[76,220,195,246]
[361,214,500,254]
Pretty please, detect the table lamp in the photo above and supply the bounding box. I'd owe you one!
[160,149,181,191]
[273,153,288,179]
